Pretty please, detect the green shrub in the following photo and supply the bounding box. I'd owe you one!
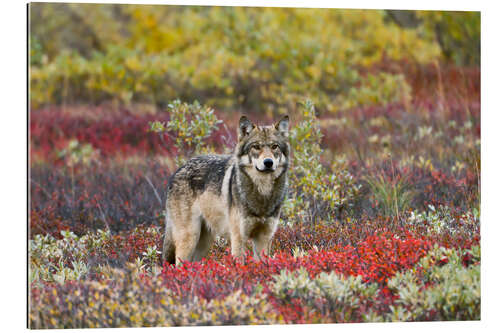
[387,245,480,321]
[271,268,379,322]
[364,170,414,218]
[29,227,163,285]
[29,230,91,285]
[56,139,99,166]
[343,72,412,109]
[30,267,281,328]
[406,204,480,236]
[30,4,443,111]
[149,100,222,166]
[418,11,480,66]
[284,100,360,225]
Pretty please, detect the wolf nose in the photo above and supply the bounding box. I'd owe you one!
[263,158,274,169]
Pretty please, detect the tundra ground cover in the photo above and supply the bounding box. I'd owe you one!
[29,228,479,327]
[29,63,480,327]
[29,5,480,328]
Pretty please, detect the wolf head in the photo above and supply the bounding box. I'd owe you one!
[236,115,290,177]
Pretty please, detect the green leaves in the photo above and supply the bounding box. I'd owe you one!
[364,172,414,218]
[284,100,360,225]
[417,11,480,66]
[406,205,480,237]
[343,73,412,109]
[387,245,480,321]
[149,99,222,166]
[30,5,448,111]
[271,268,379,322]
[56,139,98,166]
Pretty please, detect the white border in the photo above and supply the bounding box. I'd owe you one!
[3,0,499,332]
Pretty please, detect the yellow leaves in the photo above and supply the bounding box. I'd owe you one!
[31,5,452,111]
[39,261,282,328]
[125,56,141,71]
[305,65,321,80]
[325,64,336,76]
[66,299,73,311]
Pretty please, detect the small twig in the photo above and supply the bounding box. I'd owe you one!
[221,123,236,151]
[96,202,112,233]
[159,131,175,152]
[389,153,400,221]
[144,175,163,205]
[30,178,51,198]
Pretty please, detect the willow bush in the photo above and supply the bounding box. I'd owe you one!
[30,4,448,112]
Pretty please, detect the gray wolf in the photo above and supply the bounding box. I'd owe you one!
[162,115,290,264]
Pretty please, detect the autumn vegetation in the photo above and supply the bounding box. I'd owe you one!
[29,4,480,328]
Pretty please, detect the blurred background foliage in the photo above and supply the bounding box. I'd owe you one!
[29,4,479,114]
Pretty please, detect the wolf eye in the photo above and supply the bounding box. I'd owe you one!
[271,144,279,150]
[252,144,261,150]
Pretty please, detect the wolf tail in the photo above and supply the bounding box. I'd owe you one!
[162,216,175,265]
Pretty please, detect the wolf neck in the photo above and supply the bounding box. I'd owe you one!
[249,171,274,197]
[234,163,287,219]
[238,165,286,196]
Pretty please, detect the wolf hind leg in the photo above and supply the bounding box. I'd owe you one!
[162,220,175,265]
[192,220,214,261]
[173,210,202,265]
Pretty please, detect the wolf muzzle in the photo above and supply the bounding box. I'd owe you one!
[263,158,274,169]
[256,158,276,173]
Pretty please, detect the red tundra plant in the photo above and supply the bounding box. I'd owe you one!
[160,232,431,298]
[366,60,480,104]
[30,160,172,236]
[30,106,233,162]
[30,107,173,160]
[158,232,432,322]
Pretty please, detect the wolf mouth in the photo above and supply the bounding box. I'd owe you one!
[255,166,275,173]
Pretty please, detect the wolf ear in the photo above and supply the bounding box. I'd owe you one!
[239,116,254,139]
[275,115,289,137]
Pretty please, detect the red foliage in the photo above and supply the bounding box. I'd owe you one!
[30,161,171,236]
[159,233,431,322]
[30,107,173,160]
[30,106,235,162]
[366,60,480,104]
[28,56,481,325]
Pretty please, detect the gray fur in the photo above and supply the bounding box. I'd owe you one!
[167,155,231,196]
[162,115,290,264]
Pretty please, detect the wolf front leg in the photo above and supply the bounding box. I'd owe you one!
[230,232,245,258]
[229,209,246,258]
[251,217,278,259]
